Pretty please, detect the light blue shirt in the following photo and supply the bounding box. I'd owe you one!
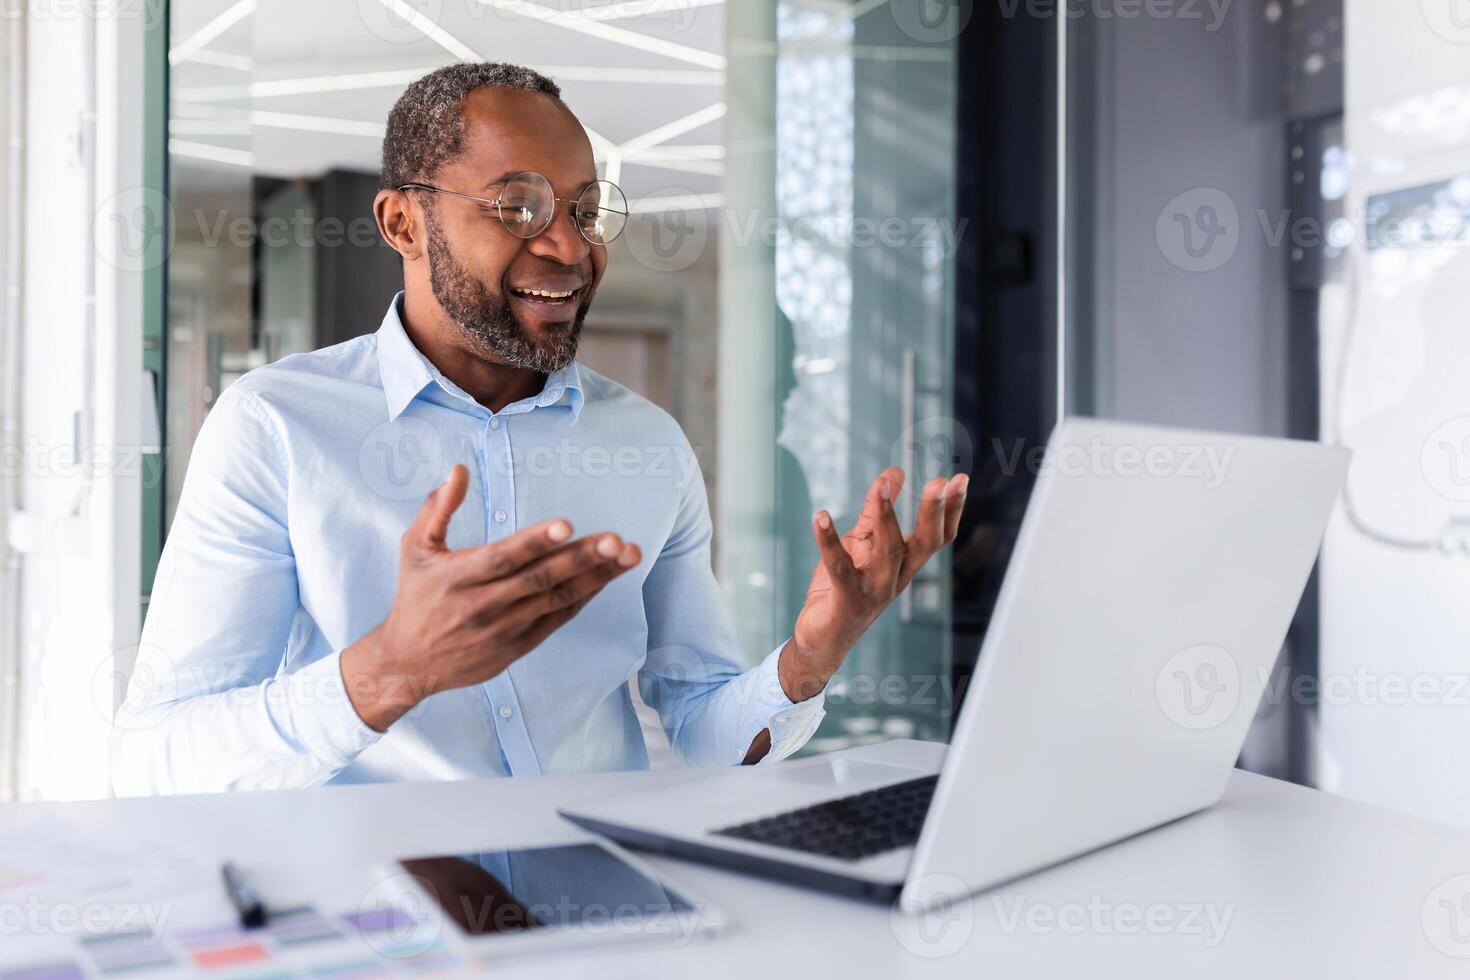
[110,295,825,795]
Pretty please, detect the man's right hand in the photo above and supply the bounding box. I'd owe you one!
[340,464,641,732]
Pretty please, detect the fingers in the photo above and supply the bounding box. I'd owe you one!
[812,510,859,590]
[407,465,469,556]
[855,466,906,529]
[446,518,577,583]
[497,541,641,635]
[868,471,907,591]
[487,533,638,606]
[900,476,949,587]
[942,473,969,542]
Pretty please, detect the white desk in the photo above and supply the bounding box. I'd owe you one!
[5,740,1469,978]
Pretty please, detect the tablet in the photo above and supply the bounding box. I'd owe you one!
[378,839,729,959]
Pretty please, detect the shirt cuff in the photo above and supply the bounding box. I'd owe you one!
[741,641,827,765]
[281,649,385,769]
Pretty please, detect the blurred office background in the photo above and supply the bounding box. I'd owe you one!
[2,0,1468,834]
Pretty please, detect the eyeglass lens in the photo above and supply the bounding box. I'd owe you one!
[497,172,628,245]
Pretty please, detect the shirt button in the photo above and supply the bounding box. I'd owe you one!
[494,510,507,523]
[499,705,513,719]
[489,417,501,430]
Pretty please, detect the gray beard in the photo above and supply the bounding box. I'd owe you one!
[423,204,587,373]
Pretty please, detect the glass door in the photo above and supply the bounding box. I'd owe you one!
[720,1,959,753]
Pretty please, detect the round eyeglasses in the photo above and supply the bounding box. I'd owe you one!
[398,172,628,246]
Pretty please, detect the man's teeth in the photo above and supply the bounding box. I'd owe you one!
[513,287,575,299]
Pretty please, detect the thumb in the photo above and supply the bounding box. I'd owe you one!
[411,464,468,555]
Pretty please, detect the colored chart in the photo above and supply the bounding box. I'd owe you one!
[0,905,466,979]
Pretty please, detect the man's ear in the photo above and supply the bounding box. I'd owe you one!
[374,188,423,261]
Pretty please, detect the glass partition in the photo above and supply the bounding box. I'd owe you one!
[162,0,958,755]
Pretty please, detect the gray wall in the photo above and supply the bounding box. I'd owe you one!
[1068,3,1296,776]
[1072,5,1290,439]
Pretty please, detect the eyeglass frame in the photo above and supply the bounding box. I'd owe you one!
[395,173,628,246]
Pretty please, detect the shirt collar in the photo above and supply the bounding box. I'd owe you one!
[376,292,585,425]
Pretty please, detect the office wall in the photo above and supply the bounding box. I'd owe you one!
[1072,8,1289,438]
[1068,5,1296,775]
[1317,1,1470,829]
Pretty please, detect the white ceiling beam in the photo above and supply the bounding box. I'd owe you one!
[618,102,725,159]
[583,127,620,161]
[169,0,256,66]
[249,111,387,138]
[176,68,431,104]
[176,64,723,104]
[372,0,481,61]
[169,112,388,139]
[175,48,254,72]
[170,102,247,120]
[469,0,726,70]
[362,1,619,162]
[169,139,254,168]
[601,149,624,187]
[527,65,724,85]
[624,158,723,177]
[626,192,722,215]
[580,0,724,21]
[169,119,254,137]
[628,144,724,161]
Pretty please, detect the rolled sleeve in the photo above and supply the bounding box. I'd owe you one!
[736,642,827,765]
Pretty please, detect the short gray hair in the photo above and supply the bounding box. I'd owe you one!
[379,63,563,190]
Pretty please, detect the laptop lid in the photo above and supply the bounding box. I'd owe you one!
[901,419,1349,910]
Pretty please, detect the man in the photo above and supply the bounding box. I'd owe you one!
[110,63,967,795]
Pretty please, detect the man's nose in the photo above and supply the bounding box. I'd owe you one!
[527,202,592,266]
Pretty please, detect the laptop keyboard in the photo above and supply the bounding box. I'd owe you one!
[713,774,939,862]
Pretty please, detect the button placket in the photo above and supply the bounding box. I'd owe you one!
[479,414,539,774]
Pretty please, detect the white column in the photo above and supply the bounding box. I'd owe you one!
[716,1,779,661]
[10,3,143,800]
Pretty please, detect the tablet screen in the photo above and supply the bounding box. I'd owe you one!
[398,843,697,937]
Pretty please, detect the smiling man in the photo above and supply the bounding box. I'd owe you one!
[109,63,967,795]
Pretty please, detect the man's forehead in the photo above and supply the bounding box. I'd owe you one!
[450,87,596,191]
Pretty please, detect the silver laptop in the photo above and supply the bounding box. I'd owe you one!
[560,419,1350,911]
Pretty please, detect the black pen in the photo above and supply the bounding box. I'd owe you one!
[221,860,268,928]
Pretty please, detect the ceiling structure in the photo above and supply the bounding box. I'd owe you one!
[167,0,730,209]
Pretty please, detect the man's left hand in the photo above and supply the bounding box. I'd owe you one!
[779,467,968,703]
